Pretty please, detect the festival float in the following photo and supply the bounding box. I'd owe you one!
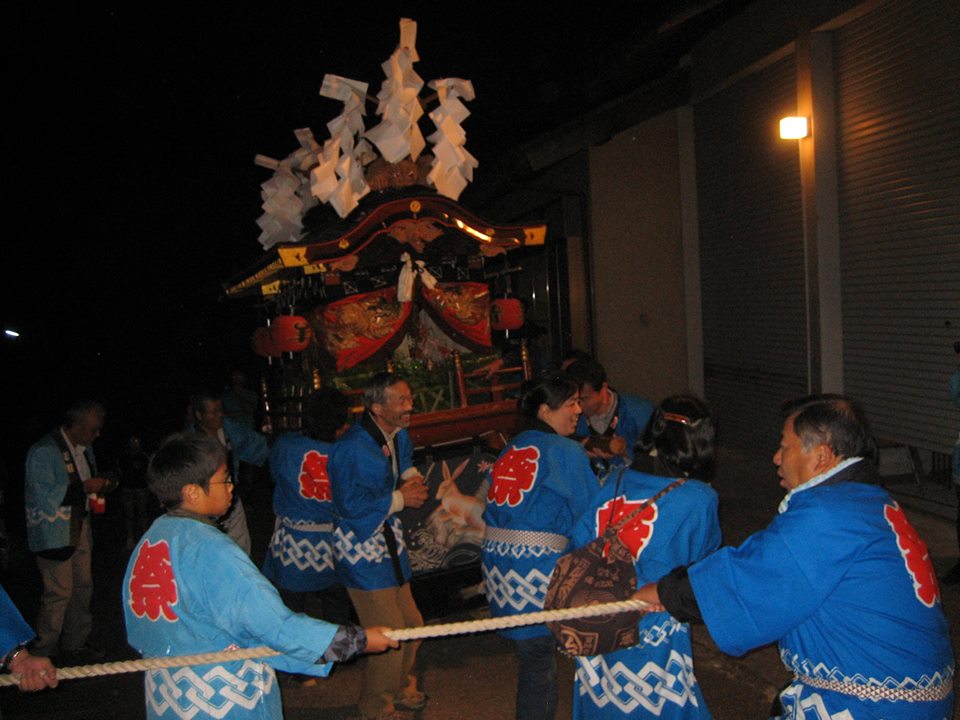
[224,19,545,581]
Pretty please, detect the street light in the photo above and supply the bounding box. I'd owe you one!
[779,116,809,139]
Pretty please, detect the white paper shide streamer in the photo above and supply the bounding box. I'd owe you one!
[254,17,478,246]
[397,252,438,302]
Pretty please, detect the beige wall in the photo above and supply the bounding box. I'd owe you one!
[587,110,687,404]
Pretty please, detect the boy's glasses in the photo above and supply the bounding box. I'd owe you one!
[209,476,235,486]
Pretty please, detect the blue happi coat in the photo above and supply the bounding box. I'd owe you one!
[0,584,35,653]
[329,421,415,590]
[24,432,97,552]
[690,460,954,720]
[570,472,720,719]
[576,392,654,481]
[123,514,338,720]
[482,428,600,640]
[261,433,339,592]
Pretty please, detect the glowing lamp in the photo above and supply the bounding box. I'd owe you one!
[779,116,809,139]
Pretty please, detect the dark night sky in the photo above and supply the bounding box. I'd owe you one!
[1,2,734,459]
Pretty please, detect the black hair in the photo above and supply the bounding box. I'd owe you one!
[147,433,226,509]
[518,372,578,425]
[565,358,607,391]
[304,387,350,442]
[560,348,592,370]
[363,372,407,411]
[63,400,106,429]
[781,394,876,462]
[563,347,591,362]
[640,394,716,479]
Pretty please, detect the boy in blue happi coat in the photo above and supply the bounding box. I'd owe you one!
[123,433,397,720]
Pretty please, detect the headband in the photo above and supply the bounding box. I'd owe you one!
[661,411,704,428]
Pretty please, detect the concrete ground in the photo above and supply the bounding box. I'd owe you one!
[2,446,958,719]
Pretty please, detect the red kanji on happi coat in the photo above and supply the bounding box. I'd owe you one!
[299,450,332,502]
[128,539,179,622]
[884,501,940,607]
[487,445,541,507]
[596,497,658,560]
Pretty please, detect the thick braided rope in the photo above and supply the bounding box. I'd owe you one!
[0,598,648,687]
[385,598,649,641]
[0,646,281,687]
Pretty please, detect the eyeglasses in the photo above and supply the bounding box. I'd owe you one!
[209,476,234,486]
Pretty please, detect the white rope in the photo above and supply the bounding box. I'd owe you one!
[385,598,649,641]
[0,598,650,687]
[0,646,281,687]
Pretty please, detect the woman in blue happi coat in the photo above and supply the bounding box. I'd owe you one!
[482,373,601,720]
[569,395,721,719]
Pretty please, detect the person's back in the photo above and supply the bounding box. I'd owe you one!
[568,395,720,720]
[125,512,340,718]
[268,433,338,532]
[570,470,719,719]
[262,432,338,593]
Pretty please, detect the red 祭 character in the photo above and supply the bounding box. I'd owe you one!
[884,502,940,607]
[596,498,658,559]
[128,540,179,622]
[299,450,332,502]
[487,446,541,507]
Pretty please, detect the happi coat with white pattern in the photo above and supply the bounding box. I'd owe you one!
[261,433,339,592]
[570,471,720,719]
[124,513,338,720]
[689,459,954,720]
[481,427,600,640]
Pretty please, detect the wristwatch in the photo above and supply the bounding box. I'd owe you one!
[1,644,26,672]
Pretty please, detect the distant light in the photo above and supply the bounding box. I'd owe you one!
[779,116,809,140]
[4,329,20,338]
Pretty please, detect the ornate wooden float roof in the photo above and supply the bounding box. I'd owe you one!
[224,188,545,301]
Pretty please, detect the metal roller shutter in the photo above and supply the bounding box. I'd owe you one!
[835,0,960,453]
[695,55,807,453]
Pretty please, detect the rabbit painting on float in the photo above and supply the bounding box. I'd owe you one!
[428,457,486,546]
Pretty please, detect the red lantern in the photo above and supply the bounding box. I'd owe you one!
[271,315,313,352]
[490,298,524,331]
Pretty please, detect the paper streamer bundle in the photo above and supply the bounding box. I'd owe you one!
[254,17,479,248]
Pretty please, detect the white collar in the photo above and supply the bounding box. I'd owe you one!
[60,427,86,455]
[778,456,863,514]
